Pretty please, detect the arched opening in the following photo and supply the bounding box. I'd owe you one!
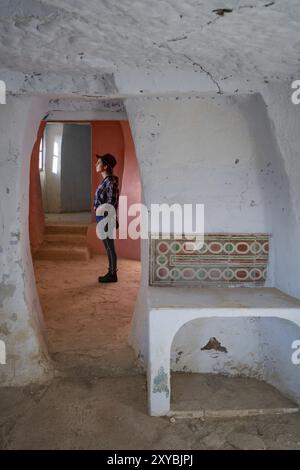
[29,116,142,373]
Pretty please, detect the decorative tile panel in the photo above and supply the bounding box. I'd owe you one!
[149,234,270,287]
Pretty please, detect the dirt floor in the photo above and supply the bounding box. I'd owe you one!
[34,255,141,373]
[1,255,300,450]
[1,374,300,450]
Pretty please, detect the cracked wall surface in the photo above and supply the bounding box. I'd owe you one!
[0,0,299,85]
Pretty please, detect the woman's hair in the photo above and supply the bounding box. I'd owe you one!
[99,154,116,175]
[102,159,113,175]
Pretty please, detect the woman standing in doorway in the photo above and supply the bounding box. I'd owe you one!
[94,153,119,283]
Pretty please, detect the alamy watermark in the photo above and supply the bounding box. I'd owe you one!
[95,199,205,244]
[291,80,300,105]
[0,80,6,104]
[0,340,6,365]
[291,340,300,365]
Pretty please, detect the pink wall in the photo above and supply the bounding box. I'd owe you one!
[29,120,46,253]
[119,121,141,260]
[87,120,141,260]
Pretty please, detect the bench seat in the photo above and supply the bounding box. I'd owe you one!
[147,287,300,416]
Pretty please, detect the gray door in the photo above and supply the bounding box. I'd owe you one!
[60,123,91,212]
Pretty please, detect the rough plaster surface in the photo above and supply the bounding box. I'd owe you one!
[48,98,126,113]
[0,0,299,85]
[262,84,300,298]
[0,95,53,385]
[171,317,264,378]
[171,316,300,404]
[125,94,279,236]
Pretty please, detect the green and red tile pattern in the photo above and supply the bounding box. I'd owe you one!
[150,234,269,287]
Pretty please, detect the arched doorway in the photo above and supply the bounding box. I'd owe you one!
[29,117,142,374]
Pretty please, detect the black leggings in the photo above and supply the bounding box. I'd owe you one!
[96,214,117,273]
[102,237,117,274]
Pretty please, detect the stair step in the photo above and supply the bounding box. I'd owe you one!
[44,233,87,244]
[45,224,88,235]
[37,224,91,260]
[34,242,91,261]
[168,406,300,420]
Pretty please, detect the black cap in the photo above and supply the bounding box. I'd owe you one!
[96,153,117,169]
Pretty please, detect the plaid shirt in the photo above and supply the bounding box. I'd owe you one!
[94,175,119,213]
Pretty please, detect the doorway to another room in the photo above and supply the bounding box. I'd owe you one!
[41,122,92,225]
[29,120,141,374]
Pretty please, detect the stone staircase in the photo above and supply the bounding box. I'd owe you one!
[34,224,91,261]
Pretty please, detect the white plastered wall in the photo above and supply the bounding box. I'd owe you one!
[126,89,300,393]
[0,95,53,385]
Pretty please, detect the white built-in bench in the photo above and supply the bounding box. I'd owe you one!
[147,286,300,416]
[147,234,300,415]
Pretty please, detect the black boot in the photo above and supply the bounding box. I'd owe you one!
[100,238,118,283]
[98,271,118,283]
